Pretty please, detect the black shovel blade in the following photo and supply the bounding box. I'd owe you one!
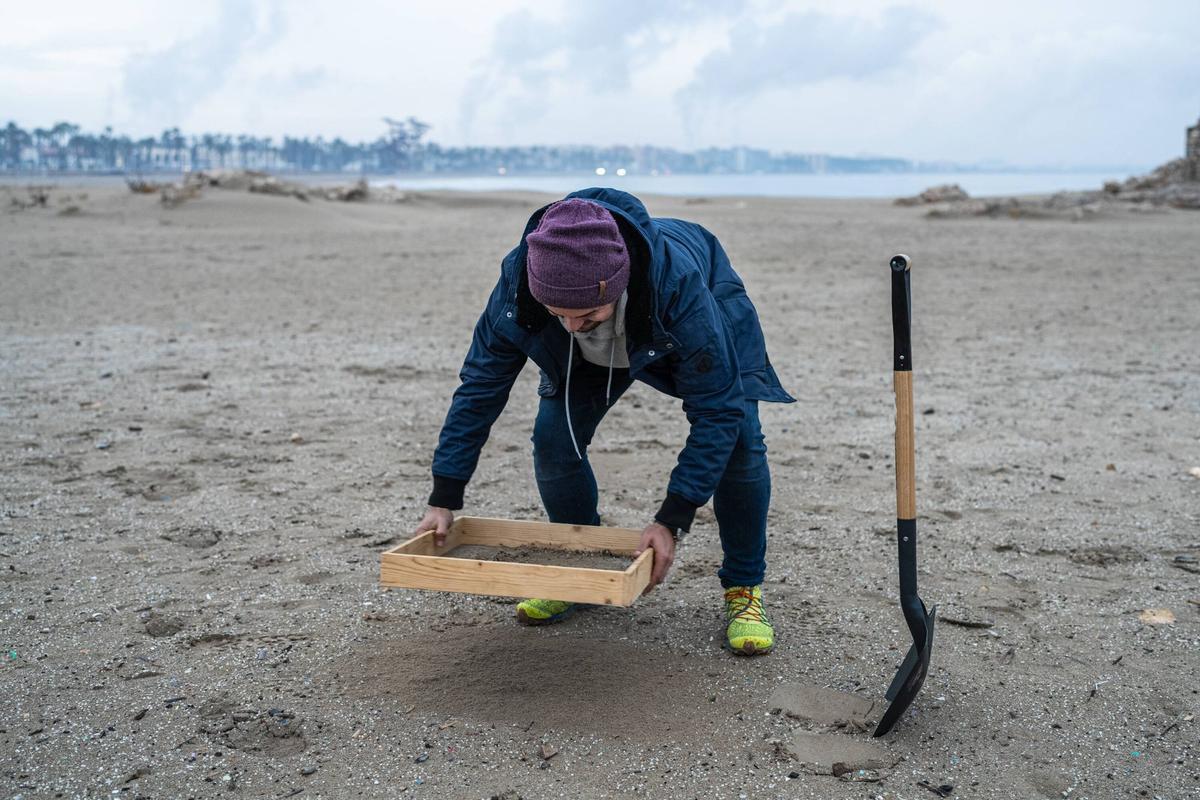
[873,603,936,737]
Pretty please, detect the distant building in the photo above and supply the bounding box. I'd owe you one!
[1188,115,1200,180]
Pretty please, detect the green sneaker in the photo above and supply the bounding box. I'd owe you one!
[515,598,577,626]
[724,585,774,655]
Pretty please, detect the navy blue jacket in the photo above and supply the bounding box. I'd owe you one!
[430,188,794,531]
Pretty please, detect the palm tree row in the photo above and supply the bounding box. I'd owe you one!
[0,118,432,174]
[1,118,924,176]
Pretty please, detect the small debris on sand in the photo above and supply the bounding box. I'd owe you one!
[939,611,995,629]
[1138,608,1176,625]
[123,765,152,784]
[142,611,185,638]
[835,765,882,782]
[916,780,955,797]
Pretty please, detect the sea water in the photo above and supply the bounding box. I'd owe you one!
[370,171,1135,199]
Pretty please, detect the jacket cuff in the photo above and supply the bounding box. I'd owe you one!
[429,474,467,510]
[655,492,699,534]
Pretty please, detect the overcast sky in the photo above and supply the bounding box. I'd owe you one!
[2,0,1197,167]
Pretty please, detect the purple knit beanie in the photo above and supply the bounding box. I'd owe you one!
[526,198,630,309]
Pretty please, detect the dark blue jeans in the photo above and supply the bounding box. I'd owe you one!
[531,360,770,588]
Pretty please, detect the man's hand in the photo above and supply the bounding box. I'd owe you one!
[416,506,455,547]
[634,521,675,593]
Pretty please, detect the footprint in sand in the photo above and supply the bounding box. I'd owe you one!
[768,684,898,775]
[297,571,338,585]
[162,524,222,548]
[769,683,878,730]
[785,731,899,775]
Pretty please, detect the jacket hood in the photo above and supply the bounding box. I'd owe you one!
[511,187,662,344]
[515,187,659,276]
[561,187,656,253]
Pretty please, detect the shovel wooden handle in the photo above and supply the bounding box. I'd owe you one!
[890,254,916,520]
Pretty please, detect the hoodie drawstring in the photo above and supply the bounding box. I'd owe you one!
[566,327,619,462]
[565,337,582,460]
[606,339,616,407]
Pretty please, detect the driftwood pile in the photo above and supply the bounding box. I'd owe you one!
[125,178,166,194]
[7,185,50,210]
[897,159,1200,220]
[126,170,404,208]
[5,185,88,215]
[159,181,204,208]
[1102,158,1200,208]
[893,184,969,206]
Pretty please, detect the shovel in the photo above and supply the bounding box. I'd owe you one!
[873,253,937,738]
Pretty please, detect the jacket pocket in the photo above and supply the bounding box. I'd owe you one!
[717,294,768,373]
[670,311,741,399]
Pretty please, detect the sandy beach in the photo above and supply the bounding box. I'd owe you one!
[1,183,1198,799]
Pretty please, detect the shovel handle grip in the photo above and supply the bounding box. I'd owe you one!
[890,255,916,520]
[890,254,912,372]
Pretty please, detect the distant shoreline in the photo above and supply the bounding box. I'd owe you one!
[0,170,1130,199]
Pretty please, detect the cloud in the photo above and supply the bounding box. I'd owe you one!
[254,66,329,96]
[459,0,746,140]
[122,0,285,124]
[901,23,1200,164]
[675,6,940,138]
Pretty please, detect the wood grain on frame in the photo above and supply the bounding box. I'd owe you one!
[380,516,654,606]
